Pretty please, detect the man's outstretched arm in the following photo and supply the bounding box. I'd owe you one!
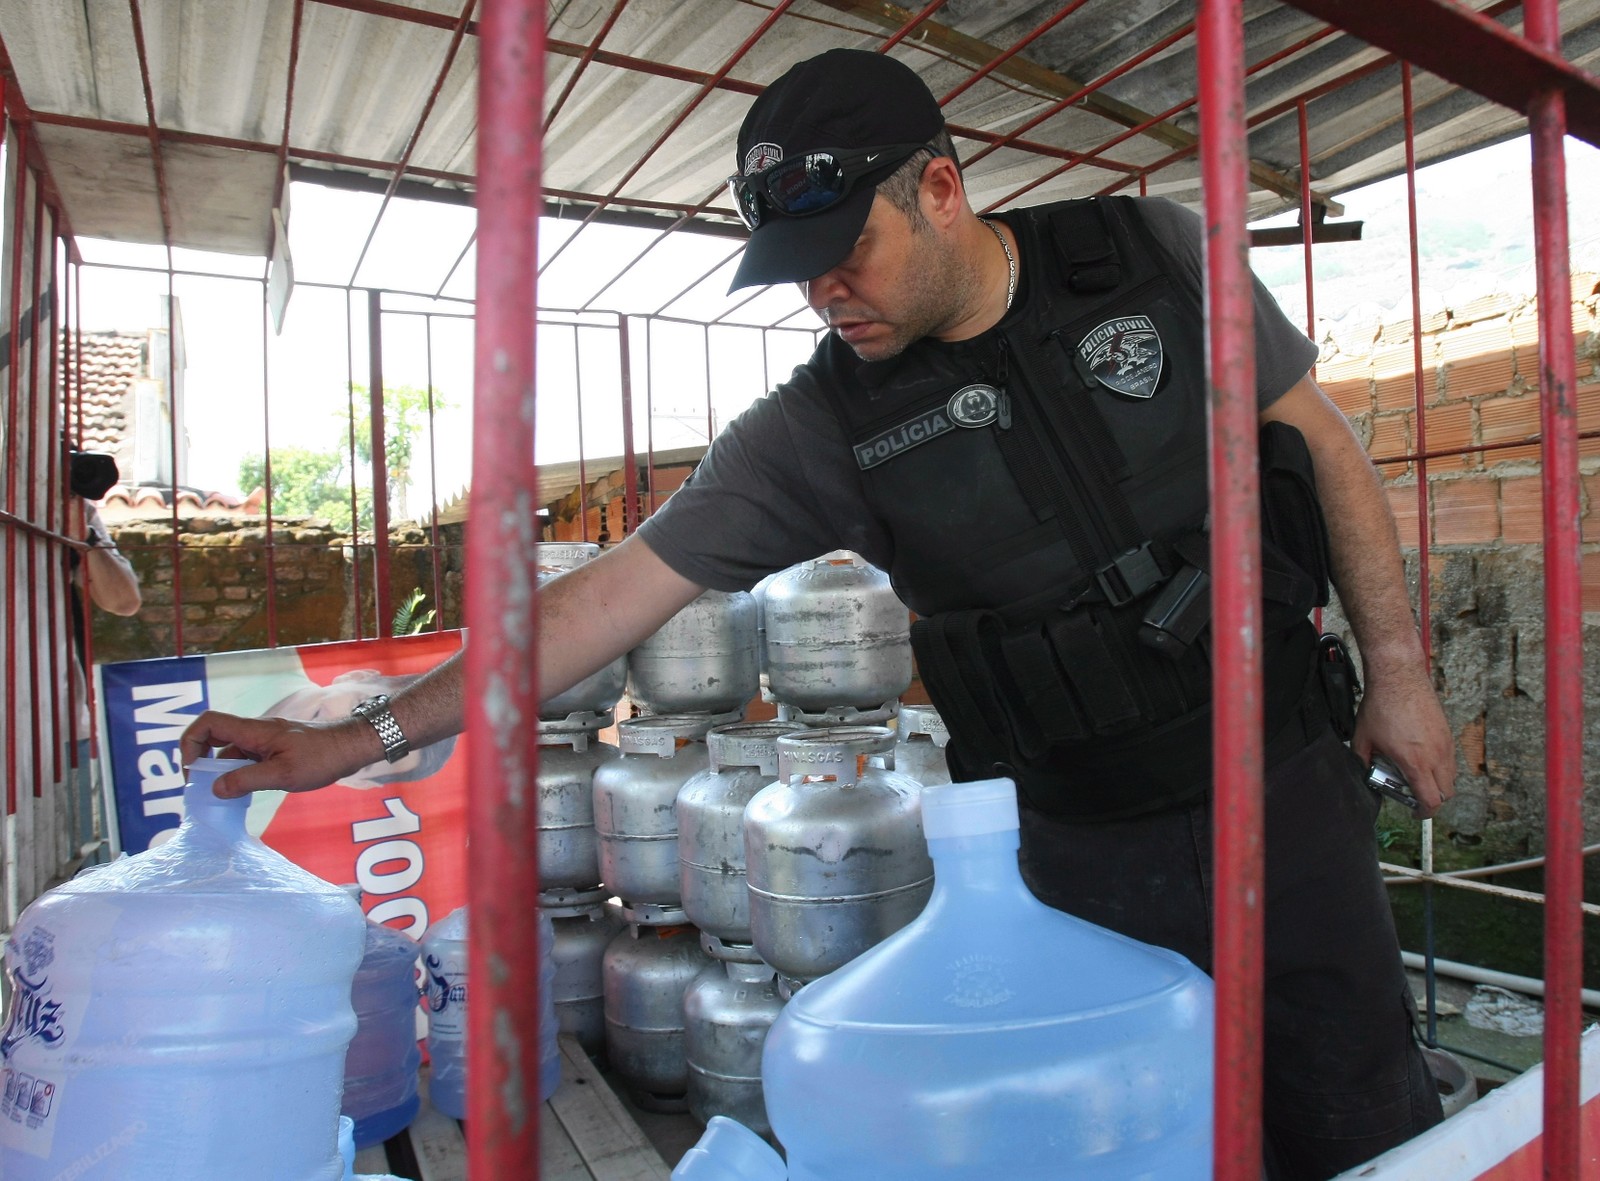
[1261,375,1457,817]
[180,533,706,796]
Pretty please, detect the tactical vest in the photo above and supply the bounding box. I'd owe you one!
[795,197,1330,817]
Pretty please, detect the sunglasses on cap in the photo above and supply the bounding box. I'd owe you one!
[727,142,932,231]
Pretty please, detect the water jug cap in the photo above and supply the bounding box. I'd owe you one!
[672,1115,787,1181]
[920,777,1019,840]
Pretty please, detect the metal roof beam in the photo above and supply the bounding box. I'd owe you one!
[1284,0,1600,149]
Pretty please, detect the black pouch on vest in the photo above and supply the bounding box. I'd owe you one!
[1316,632,1362,741]
[1259,420,1332,611]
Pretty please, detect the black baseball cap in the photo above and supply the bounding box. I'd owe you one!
[728,49,944,292]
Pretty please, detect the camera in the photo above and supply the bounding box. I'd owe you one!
[68,449,119,501]
[1366,753,1418,810]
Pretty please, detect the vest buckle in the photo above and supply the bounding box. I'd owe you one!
[1094,542,1163,607]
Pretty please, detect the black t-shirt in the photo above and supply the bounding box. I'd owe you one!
[638,198,1318,592]
[635,198,1322,816]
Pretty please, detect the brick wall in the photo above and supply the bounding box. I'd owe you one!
[1318,272,1600,863]
[92,517,465,664]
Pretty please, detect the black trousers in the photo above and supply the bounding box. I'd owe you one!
[1017,725,1442,1181]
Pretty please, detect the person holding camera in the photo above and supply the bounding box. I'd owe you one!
[184,50,1455,1177]
[65,446,142,861]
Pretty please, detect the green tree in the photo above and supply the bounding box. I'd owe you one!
[238,445,361,531]
[238,383,452,535]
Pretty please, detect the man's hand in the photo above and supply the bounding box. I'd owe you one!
[180,712,383,798]
[1350,662,1457,819]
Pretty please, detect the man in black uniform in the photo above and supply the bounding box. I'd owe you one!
[185,50,1455,1178]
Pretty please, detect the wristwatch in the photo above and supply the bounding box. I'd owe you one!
[351,694,411,764]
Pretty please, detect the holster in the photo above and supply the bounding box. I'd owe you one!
[1316,632,1363,741]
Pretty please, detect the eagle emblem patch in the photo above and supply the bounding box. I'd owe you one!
[1077,315,1164,400]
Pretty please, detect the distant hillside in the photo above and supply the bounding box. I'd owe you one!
[1252,135,1600,339]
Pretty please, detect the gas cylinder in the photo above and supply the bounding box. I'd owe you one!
[744,727,932,983]
[893,703,952,787]
[677,721,805,947]
[537,715,619,891]
[763,553,911,714]
[683,942,786,1138]
[602,914,715,1110]
[537,543,627,720]
[594,716,718,908]
[628,590,759,715]
[544,888,624,1056]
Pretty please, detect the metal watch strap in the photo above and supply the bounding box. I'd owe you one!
[352,694,411,763]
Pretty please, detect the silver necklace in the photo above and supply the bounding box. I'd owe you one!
[981,217,1017,312]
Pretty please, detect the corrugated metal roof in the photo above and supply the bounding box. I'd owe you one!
[4,0,1598,295]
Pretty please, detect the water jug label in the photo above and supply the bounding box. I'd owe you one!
[2,928,68,1064]
[424,954,469,1037]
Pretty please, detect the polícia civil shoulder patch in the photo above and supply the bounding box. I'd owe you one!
[853,384,1001,470]
[1077,315,1164,399]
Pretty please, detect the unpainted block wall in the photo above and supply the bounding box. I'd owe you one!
[1318,272,1600,864]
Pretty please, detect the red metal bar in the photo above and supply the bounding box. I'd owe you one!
[166,268,182,655]
[544,0,631,131]
[261,279,279,647]
[1283,0,1600,148]
[6,118,27,816]
[1198,1,1264,1177]
[424,316,444,629]
[348,0,479,286]
[57,233,76,769]
[26,173,45,797]
[367,289,394,636]
[1526,4,1584,1174]
[573,327,589,542]
[618,315,640,537]
[0,37,80,254]
[45,218,62,784]
[644,320,658,517]
[345,290,364,640]
[268,0,306,253]
[1402,67,1433,669]
[314,0,479,34]
[538,0,800,275]
[467,0,544,1168]
[74,264,98,759]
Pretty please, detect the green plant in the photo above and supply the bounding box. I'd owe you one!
[393,587,437,636]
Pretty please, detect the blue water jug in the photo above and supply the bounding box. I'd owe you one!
[0,758,366,1180]
[763,777,1214,1180]
[342,895,423,1149]
[421,906,469,1119]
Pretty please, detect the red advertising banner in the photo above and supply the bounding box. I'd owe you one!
[98,633,467,938]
